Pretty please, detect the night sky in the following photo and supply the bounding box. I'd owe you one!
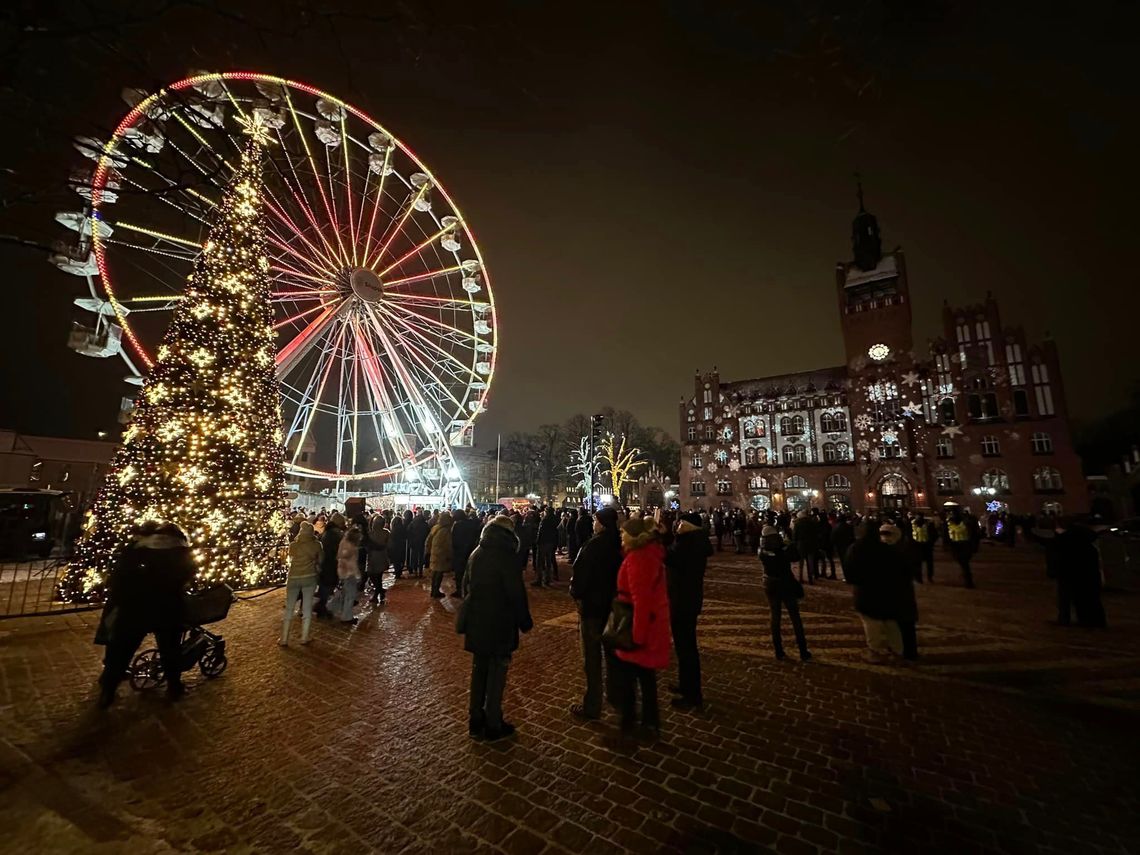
[2,1,1137,447]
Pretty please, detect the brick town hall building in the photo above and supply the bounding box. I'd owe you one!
[679,194,1085,518]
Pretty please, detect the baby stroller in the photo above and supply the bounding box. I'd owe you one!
[129,584,233,691]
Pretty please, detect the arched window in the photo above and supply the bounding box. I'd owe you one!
[880,474,911,496]
[967,377,999,421]
[822,442,838,462]
[982,469,1011,493]
[750,494,772,511]
[825,474,850,490]
[743,417,765,438]
[782,444,806,464]
[744,447,757,465]
[938,398,957,426]
[1033,467,1063,491]
[703,406,713,420]
[686,426,696,441]
[749,475,769,490]
[934,468,961,494]
[1031,432,1053,454]
[691,454,702,470]
[755,447,768,465]
[835,442,850,461]
[785,475,808,489]
[821,412,848,433]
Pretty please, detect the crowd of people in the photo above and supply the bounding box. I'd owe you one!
[93,498,1108,737]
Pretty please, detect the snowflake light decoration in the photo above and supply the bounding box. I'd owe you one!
[700,444,710,453]
[705,463,717,474]
[725,404,740,418]
[728,460,741,472]
[856,439,870,452]
[901,371,920,387]
[854,413,873,431]
[1009,431,1021,441]
[731,444,740,454]
[881,428,898,445]
[869,448,881,462]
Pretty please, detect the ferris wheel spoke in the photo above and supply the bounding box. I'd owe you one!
[358,146,392,264]
[170,112,236,179]
[282,89,350,268]
[376,223,455,278]
[287,316,350,467]
[102,237,198,263]
[365,183,429,270]
[265,229,337,280]
[266,133,343,269]
[354,324,415,462]
[282,320,342,442]
[334,321,350,477]
[381,265,464,289]
[369,306,470,413]
[276,298,348,380]
[273,301,331,330]
[119,166,214,226]
[338,120,360,267]
[263,191,342,273]
[382,300,484,344]
[378,306,482,388]
[360,304,458,436]
[385,291,490,310]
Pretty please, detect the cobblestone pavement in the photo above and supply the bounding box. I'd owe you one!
[1,543,1138,854]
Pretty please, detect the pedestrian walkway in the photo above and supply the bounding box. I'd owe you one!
[0,550,1137,853]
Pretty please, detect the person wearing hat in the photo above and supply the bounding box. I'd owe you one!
[878,521,920,660]
[759,524,811,661]
[612,516,671,736]
[315,512,346,618]
[665,510,714,709]
[844,517,906,661]
[97,522,195,708]
[568,506,622,720]
[459,514,533,741]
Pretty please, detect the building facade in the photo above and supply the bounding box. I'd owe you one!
[678,196,1086,517]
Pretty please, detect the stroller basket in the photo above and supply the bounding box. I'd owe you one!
[183,583,234,626]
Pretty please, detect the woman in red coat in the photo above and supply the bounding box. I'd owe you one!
[614,516,671,735]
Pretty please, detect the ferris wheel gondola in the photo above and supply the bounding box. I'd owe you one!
[52,72,497,501]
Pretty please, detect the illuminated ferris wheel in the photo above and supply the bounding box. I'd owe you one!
[53,72,496,500]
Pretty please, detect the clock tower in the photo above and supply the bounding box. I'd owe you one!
[836,181,914,367]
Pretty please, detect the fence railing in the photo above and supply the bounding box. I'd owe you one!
[0,555,97,619]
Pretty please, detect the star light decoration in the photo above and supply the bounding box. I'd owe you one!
[60,125,288,603]
[941,425,964,438]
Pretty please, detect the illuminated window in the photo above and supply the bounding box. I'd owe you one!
[1033,467,1063,491]
[716,480,732,496]
[981,435,1001,456]
[690,480,705,496]
[936,435,954,458]
[982,469,1011,493]
[784,475,808,489]
[825,474,850,489]
[1031,432,1053,454]
[935,468,961,494]
[691,455,702,470]
[687,426,696,441]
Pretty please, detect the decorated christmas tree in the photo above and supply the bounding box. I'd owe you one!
[60,117,289,602]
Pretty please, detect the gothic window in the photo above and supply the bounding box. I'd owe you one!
[716,480,733,496]
[703,385,712,404]
[1032,363,1055,416]
[687,426,696,441]
[690,480,706,496]
[784,475,808,489]
[780,416,805,437]
[934,468,961,494]
[936,435,954,458]
[820,411,848,433]
[835,442,850,461]
[981,435,1001,456]
[1013,389,1031,418]
[1007,343,1026,386]
[938,398,957,426]
[1031,432,1053,454]
[825,474,850,489]
[956,322,971,343]
[743,417,765,438]
[967,377,999,421]
[691,454,702,470]
[982,469,1011,493]
[749,475,769,490]
[1033,467,1063,491]
[704,425,715,440]
[703,406,713,420]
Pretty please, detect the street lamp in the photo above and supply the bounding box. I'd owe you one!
[972,486,997,497]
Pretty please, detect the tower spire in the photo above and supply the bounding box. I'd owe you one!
[850,172,882,271]
[855,170,865,212]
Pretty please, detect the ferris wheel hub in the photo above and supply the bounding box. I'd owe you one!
[348,267,384,303]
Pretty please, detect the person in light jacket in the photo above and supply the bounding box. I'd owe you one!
[281,521,321,645]
[613,516,671,737]
[426,511,454,599]
[336,527,362,625]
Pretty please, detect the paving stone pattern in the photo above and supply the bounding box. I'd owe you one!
[0,543,1138,853]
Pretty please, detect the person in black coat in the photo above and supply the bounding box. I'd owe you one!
[407,511,430,578]
[666,511,714,708]
[537,506,560,584]
[389,513,408,578]
[832,515,855,579]
[568,506,622,720]
[759,525,810,660]
[573,508,593,562]
[880,522,920,660]
[1025,519,1107,627]
[844,517,908,661]
[450,509,481,598]
[97,522,195,707]
[459,515,533,741]
[315,514,345,617]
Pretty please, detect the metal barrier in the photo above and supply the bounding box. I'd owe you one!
[0,555,97,619]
